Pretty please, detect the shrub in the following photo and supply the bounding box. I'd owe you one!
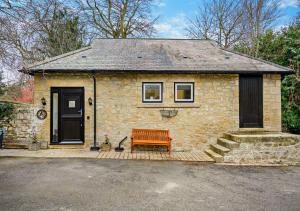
[0,102,16,128]
[282,75,300,134]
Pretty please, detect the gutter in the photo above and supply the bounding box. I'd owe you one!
[24,69,294,76]
[90,74,100,151]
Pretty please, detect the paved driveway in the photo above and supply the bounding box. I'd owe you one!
[0,158,299,211]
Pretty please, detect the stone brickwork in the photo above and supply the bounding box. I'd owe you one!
[33,73,282,152]
[263,74,282,131]
[96,73,239,152]
[223,133,300,164]
[3,103,34,146]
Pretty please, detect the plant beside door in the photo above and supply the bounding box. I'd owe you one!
[0,102,16,149]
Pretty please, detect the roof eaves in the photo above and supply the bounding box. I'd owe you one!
[29,68,293,75]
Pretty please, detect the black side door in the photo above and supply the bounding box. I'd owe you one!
[51,88,84,144]
[239,75,263,128]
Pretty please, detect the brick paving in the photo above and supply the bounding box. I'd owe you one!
[0,149,214,162]
[97,151,214,162]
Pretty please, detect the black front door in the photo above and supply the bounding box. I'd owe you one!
[51,88,84,144]
[239,75,263,128]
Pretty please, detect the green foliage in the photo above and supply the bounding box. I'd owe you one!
[282,75,300,133]
[0,71,6,96]
[0,103,15,128]
[44,9,84,57]
[276,25,300,133]
[257,26,300,72]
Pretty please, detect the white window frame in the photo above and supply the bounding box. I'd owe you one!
[174,82,194,102]
[142,82,163,103]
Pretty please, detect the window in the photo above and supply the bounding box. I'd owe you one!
[51,89,59,143]
[142,82,163,103]
[174,82,194,102]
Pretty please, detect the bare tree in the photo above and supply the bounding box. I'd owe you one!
[186,0,245,48]
[298,0,300,19]
[243,0,281,57]
[79,0,158,38]
[214,0,245,48]
[186,3,214,40]
[186,0,244,48]
[186,0,281,52]
[0,0,59,71]
[0,0,89,79]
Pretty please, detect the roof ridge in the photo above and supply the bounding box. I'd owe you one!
[26,46,92,70]
[220,48,294,72]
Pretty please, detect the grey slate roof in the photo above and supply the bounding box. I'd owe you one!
[27,39,292,74]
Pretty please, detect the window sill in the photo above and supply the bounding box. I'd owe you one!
[137,104,200,109]
[50,141,84,145]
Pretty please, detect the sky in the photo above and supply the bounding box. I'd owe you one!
[152,0,300,38]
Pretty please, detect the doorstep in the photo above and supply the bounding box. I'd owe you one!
[0,149,214,162]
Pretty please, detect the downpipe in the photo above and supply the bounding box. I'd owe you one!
[90,75,100,151]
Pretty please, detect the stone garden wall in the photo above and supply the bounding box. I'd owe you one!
[3,103,35,147]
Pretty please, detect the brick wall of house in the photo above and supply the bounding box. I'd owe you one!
[33,73,282,151]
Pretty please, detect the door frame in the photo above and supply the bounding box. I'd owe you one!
[239,74,263,128]
[50,87,85,145]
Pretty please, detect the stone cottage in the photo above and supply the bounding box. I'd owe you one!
[24,39,293,154]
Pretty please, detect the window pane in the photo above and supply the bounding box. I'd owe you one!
[175,83,194,102]
[143,83,162,102]
[177,85,192,99]
[52,93,59,143]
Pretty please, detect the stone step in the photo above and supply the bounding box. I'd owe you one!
[217,138,239,149]
[204,149,223,163]
[223,132,237,142]
[210,144,230,156]
[223,132,299,143]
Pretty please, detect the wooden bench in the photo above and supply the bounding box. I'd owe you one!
[131,128,172,154]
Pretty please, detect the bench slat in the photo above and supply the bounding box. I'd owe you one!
[131,128,171,154]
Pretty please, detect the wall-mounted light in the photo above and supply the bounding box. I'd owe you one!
[41,97,47,106]
[88,97,93,106]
